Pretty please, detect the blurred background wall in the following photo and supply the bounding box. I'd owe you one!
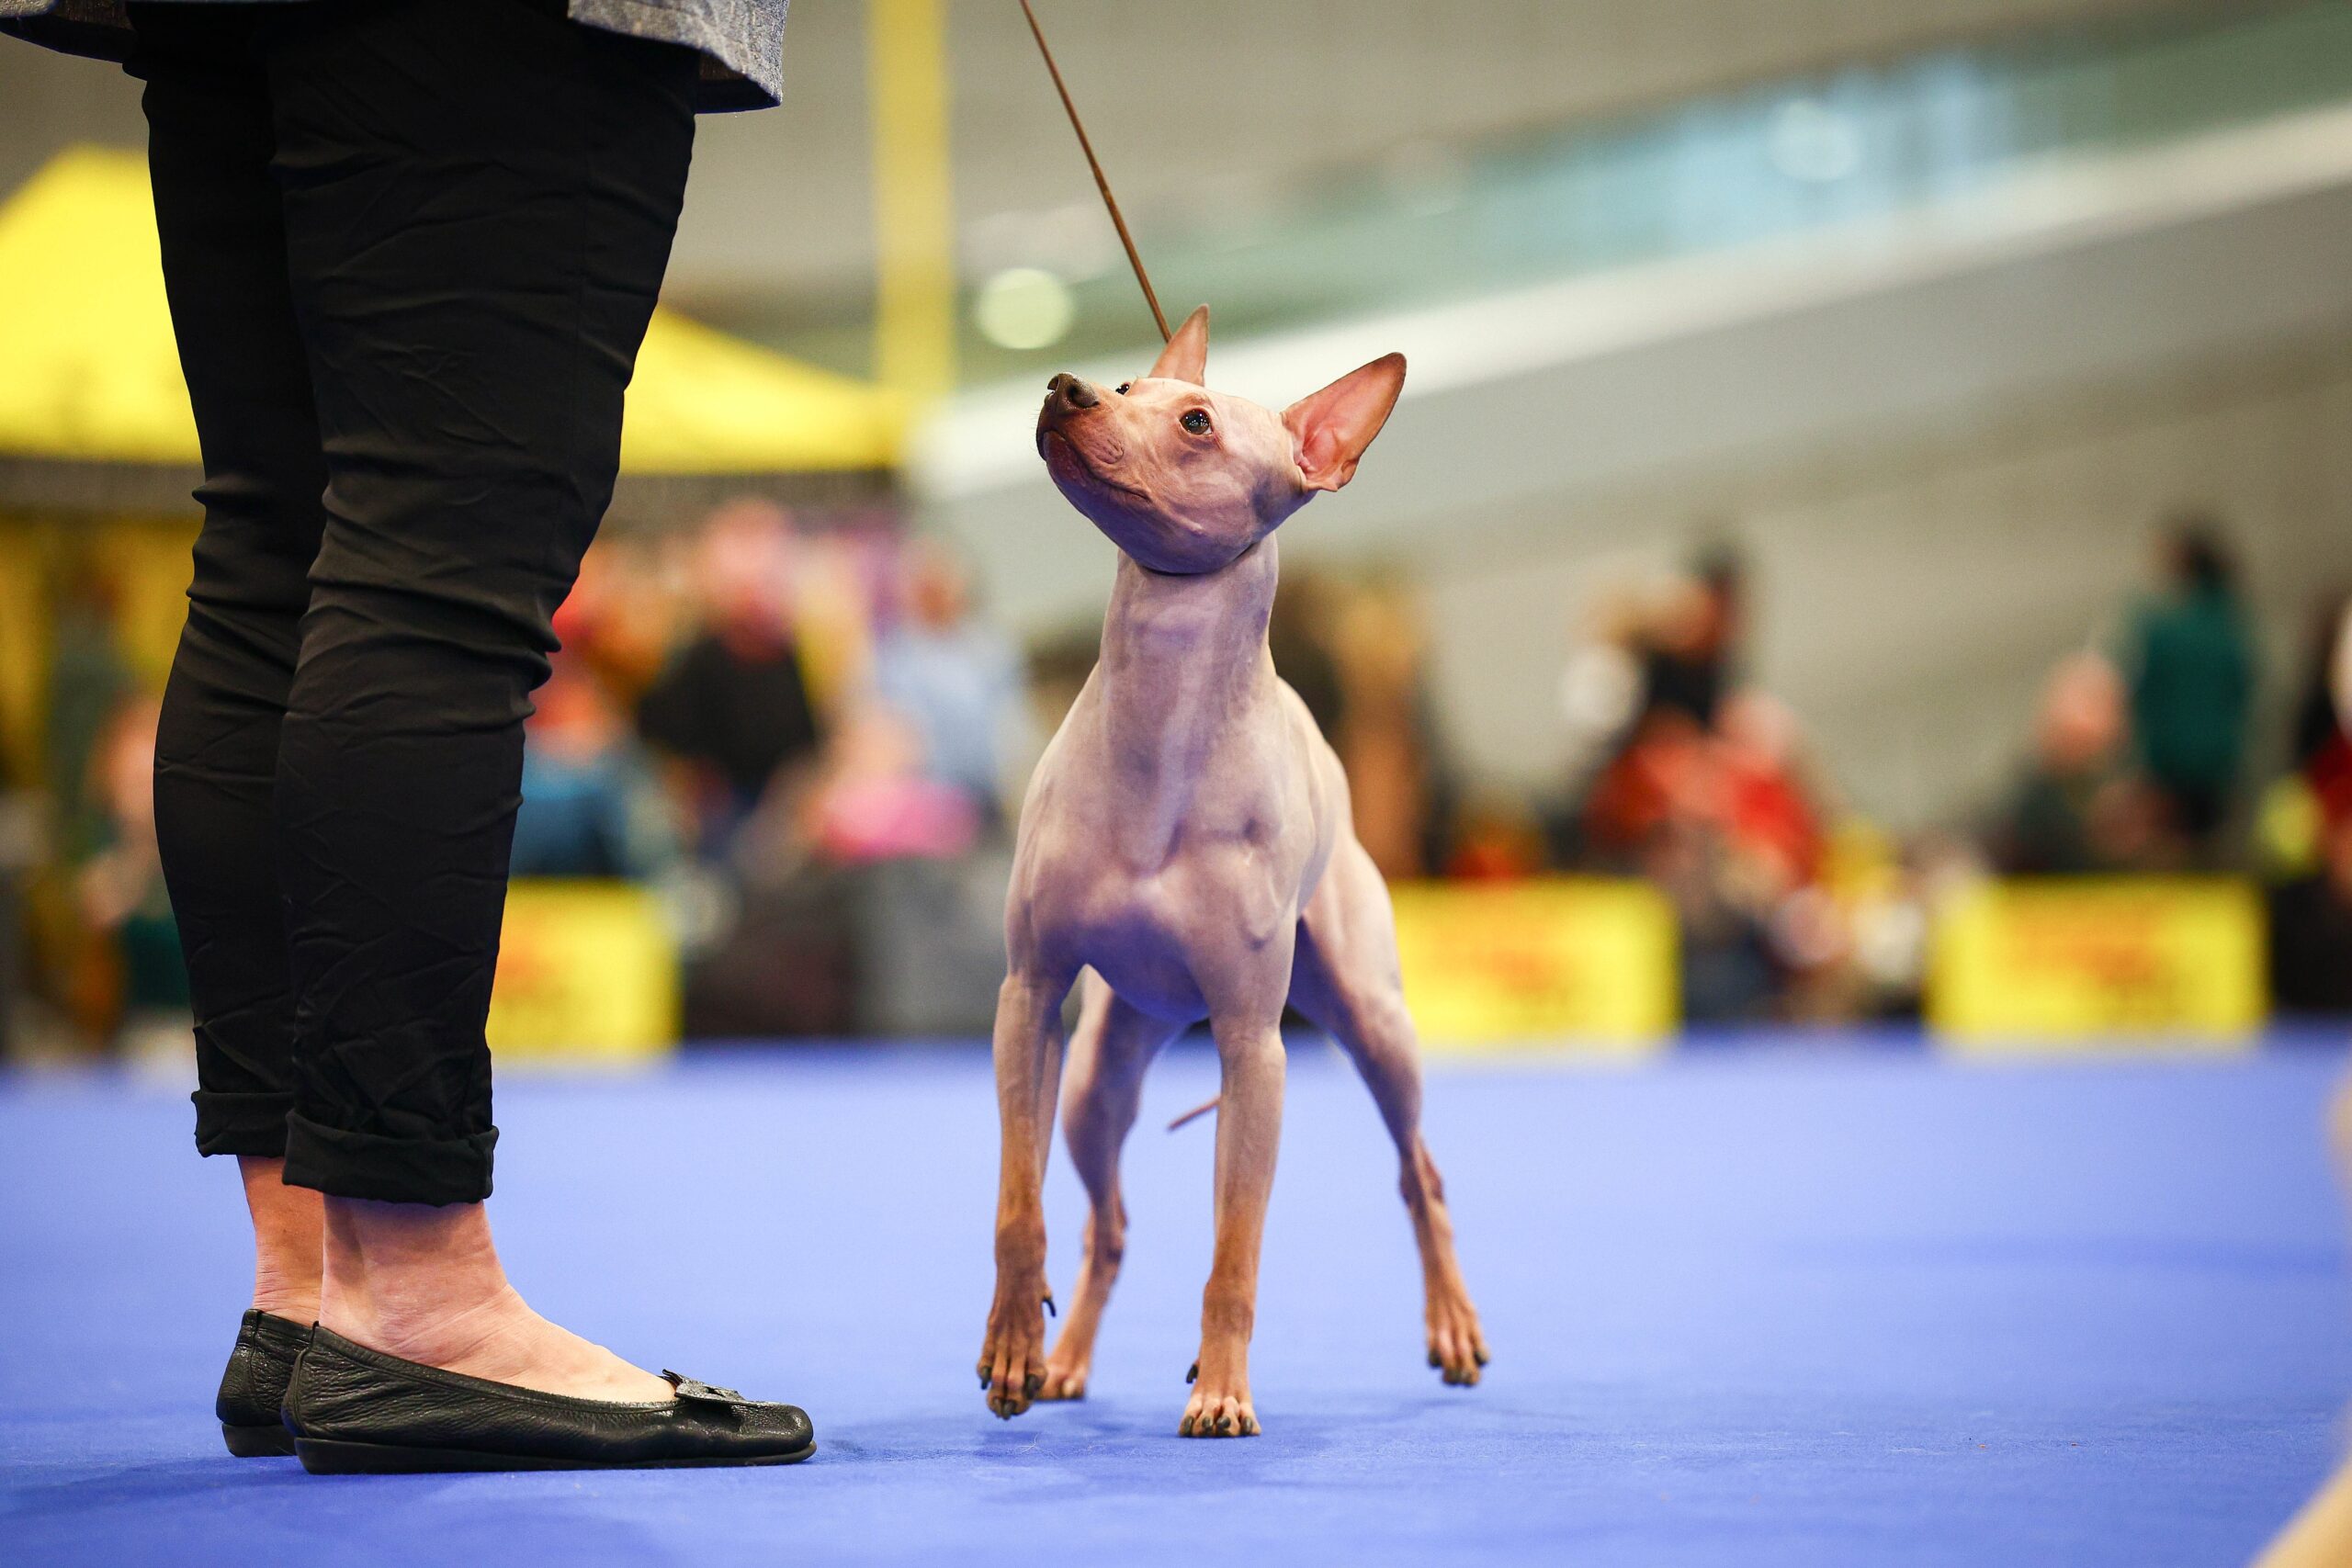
[3,0,2346,1057]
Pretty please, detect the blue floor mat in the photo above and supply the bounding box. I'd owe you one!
[1,1039,2346,1567]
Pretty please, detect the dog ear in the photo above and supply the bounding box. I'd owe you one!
[1145,305,1210,385]
[1283,353,1406,493]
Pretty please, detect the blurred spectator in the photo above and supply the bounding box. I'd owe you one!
[636,502,825,848]
[1985,651,2160,874]
[2270,808,2352,1016]
[2265,592,2352,1016]
[2257,593,2352,881]
[1639,544,1744,728]
[46,562,133,868]
[1715,690,1826,895]
[2337,594,2352,736]
[803,705,979,864]
[556,535,693,705]
[870,537,1026,828]
[1648,819,1780,1023]
[1445,793,1547,881]
[1577,673,1839,1021]
[1020,626,1102,761]
[1331,576,1454,878]
[2121,515,2255,858]
[1583,707,1713,864]
[2290,592,2352,816]
[1269,570,1347,741]
[73,694,187,1053]
[511,653,674,879]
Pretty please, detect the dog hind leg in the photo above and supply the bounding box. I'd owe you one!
[1292,836,1490,1385]
[1039,972,1179,1400]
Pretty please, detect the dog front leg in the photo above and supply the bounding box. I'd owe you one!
[1182,1015,1284,1438]
[978,968,1071,1419]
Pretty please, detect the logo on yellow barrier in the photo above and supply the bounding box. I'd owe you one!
[1928,877,2264,1049]
[487,881,679,1062]
[1390,878,1678,1053]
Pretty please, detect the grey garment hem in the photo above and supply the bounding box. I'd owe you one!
[574,0,784,111]
[0,0,787,112]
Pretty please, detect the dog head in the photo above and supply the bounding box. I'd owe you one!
[1035,306,1406,575]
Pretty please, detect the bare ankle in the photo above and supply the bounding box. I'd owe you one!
[252,1269,321,1324]
[237,1156,322,1322]
[320,1197,515,1348]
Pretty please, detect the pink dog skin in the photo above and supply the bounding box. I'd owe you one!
[976,308,1488,1438]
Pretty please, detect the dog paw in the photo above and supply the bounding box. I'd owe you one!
[977,1275,1051,1419]
[1425,1282,1491,1387]
[1179,1371,1260,1438]
[1035,1355,1089,1402]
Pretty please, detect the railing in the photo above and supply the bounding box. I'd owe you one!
[961,0,2352,380]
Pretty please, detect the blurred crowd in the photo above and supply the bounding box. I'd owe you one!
[1544,549,1854,1023]
[13,500,2351,1055]
[1530,518,2352,1024]
[1974,522,2352,1017]
[505,501,1033,1036]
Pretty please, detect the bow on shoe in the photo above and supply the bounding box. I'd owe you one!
[662,1372,750,1415]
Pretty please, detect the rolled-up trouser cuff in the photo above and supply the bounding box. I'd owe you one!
[193,1090,295,1157]
[281,1111,496,1206]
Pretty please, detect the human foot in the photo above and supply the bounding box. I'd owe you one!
[319,1197,671,1403]
[329,1288,676,1403]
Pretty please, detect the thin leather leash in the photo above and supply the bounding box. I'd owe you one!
[1017,0,1173,344]
[1018,3,1202,1150]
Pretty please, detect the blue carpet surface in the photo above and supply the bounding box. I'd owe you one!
[2,1039,2348,1567]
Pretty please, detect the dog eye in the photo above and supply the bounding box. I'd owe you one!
[1181,410,1212,435]
[1114,382,1132,395]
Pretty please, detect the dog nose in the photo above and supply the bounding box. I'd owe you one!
[1046,372,1099,411]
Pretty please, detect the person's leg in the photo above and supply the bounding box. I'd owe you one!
[130,3,330,1324]
[236,1156,322,1321]
[261,0,697,1399]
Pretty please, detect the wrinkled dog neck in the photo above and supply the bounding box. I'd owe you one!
[1098,536,1281,747]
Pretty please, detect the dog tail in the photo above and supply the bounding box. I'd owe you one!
[1167,1095,1220,1132]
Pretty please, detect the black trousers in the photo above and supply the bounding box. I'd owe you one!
[130,0,697,1204]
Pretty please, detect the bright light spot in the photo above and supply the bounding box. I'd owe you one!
[1769,98,1863,184]
[972,267,1076,352]
[1558,643,1641,739]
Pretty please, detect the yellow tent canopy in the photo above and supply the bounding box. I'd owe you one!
[0,146,901,505]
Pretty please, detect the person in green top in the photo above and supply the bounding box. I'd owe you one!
[2122,515,2256,861]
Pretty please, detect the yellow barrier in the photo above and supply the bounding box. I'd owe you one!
[486,881,678,1063]
[1391,878,1678,1053]
[1928,877,2265,1051]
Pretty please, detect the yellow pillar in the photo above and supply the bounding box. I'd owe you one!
[866,0,957,405]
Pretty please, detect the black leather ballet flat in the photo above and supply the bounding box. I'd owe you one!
[218,1309,311,1457]
[282,1325,815,1473]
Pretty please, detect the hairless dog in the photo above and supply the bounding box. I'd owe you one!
[977,307,1488,1438]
